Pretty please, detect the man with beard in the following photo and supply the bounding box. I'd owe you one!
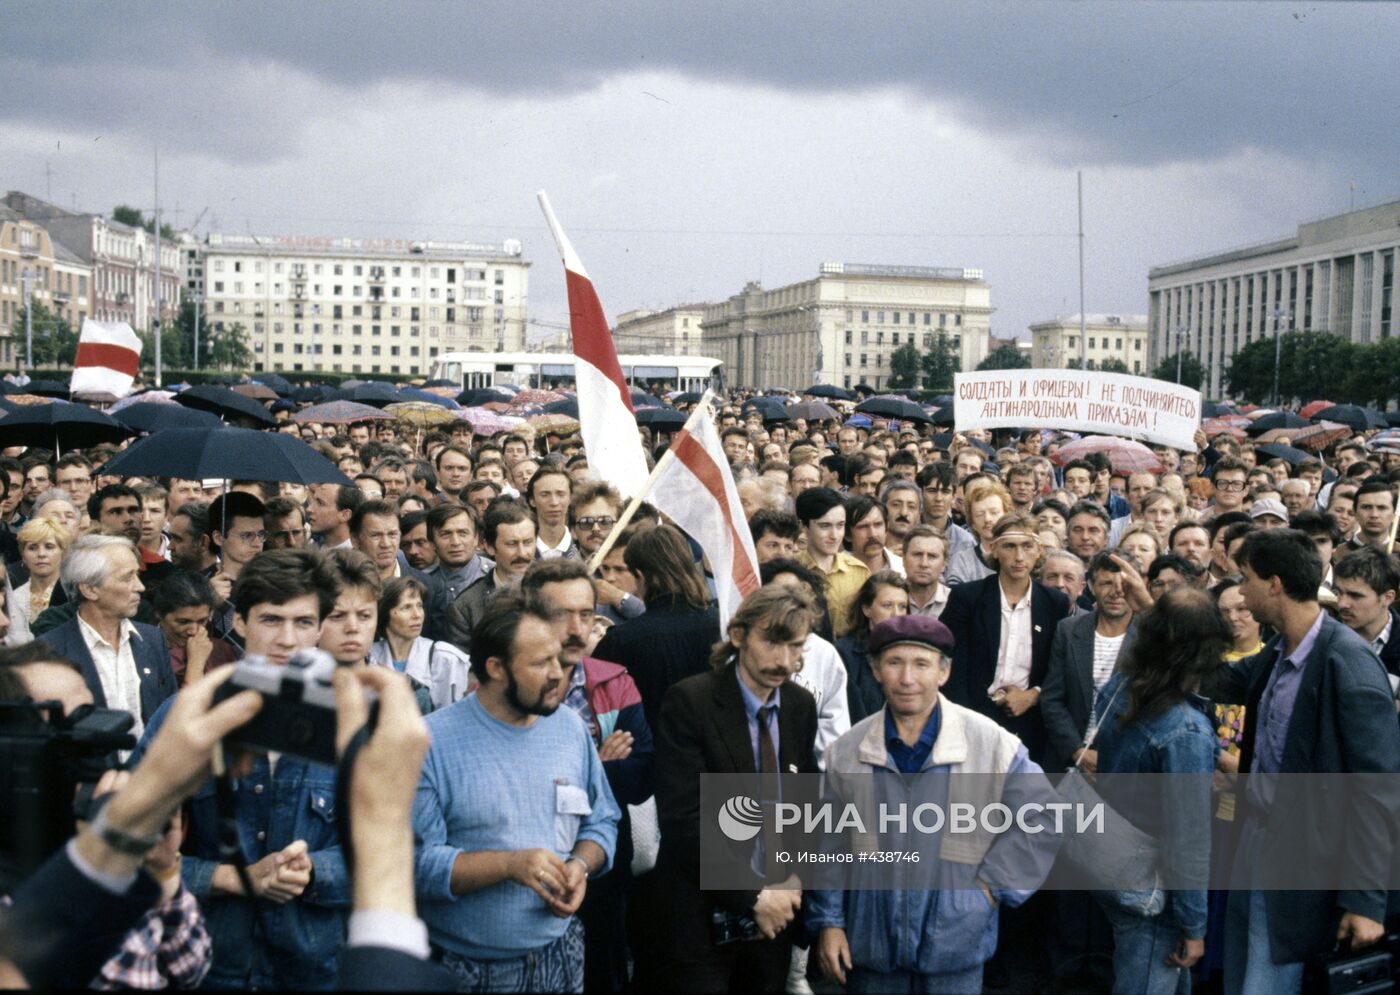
[846,496,902,576]
[1168,521,1213,577]
[413,589,620,993]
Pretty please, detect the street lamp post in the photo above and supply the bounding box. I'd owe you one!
[1271,307,1291,406]
[1174,322,1187,384]
[191,292,203,371]
[20,268,36,372]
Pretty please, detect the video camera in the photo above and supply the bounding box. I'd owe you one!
[0,701,135,885]
[213,648,376,767]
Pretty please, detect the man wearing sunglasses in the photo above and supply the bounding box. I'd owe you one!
[570,481,645,623]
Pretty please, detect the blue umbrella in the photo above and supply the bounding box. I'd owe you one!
[542,398,580,419]
[113,402,223,434]
[396,387,460,409]
[329,383,400,407]
[99,427,351,484]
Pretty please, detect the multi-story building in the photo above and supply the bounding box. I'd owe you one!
[196,233,529,376]
[702,263,992,391]
[612,305,709,354]
[1028,313,1148,372]
[1148,199,1400,397]
[2,192,180,333]
[0,205,93,367]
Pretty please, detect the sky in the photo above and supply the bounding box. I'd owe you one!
[2,1,1395,348]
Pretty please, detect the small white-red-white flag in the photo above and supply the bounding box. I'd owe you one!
[648,391,761,632]
[71,319,142,398]
[537,192,648,498]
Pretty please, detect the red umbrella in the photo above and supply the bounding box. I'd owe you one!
[1049,435,1164,473]
[1202,419,1247,440]
[1256,420,1352,452]
[1299,399,1335,419]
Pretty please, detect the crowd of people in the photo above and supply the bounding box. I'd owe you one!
[1,384,1399,995]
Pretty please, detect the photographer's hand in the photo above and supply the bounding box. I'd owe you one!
[74,666,262,880]
[332,666,430,918]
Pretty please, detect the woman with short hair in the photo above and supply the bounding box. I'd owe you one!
[7,515,71,646]
[368,576,473,712]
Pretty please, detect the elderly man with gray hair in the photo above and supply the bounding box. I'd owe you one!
[39,533,176,737]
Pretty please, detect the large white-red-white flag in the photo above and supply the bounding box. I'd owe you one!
[648,391,761,632]
[71,319,142,398]
[537,192,648,498]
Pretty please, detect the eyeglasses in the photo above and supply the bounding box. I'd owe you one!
[576,517,617,531]
[232,530,268,543]
[1215,479,1247,492]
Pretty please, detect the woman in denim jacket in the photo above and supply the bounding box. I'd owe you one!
[1093,587,1229,994]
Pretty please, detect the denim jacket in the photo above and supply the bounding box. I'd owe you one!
[1092,672,1217,938]
[132,697,350,990]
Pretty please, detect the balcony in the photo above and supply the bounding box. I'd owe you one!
[368,267,385,282]
[290,267,307,282]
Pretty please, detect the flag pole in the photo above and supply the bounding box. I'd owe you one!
[587,391,715,572]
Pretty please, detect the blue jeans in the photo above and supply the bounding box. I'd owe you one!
[1223,816,1304,995]
[1102,905,1191,995]
[435,917,585,993]
[847,964,982,994]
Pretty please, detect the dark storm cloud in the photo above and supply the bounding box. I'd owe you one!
[2,0,1397,173]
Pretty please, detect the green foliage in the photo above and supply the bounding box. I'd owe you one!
[1151,351,1206,390]
[9,300,79,367]
[207,322,253,370]
[976,341,1031,371]
[1097,357,1129,374]
[919,331,961,390]
[111,204,174,241]
[888,342,921,389]
[1223,331,1365,405]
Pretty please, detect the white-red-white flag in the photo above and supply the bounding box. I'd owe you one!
[71,319,142,398]
[648,392,761,632]
[537,192,648,498]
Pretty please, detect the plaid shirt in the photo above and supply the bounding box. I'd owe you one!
[92,882,212,990]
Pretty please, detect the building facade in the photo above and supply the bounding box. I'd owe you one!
[1148,199,1400,397]
[196,233,529,376]
[2,192,180,333]
[0,206,94,367]
[1029,313,1148,372]
[611,305,708,354]
[702,263,992,391]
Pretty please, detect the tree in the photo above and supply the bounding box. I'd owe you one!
[920,332,961,390]
[977,341,1031,371]
[888,342,921,389]
[1098,358,1129,374]
[1223,331,1358,405]
[112,204,174,241]
[9,300,79,367]
[137,304,192,372]
[207,322,253,371]
[1151,351,1206,390]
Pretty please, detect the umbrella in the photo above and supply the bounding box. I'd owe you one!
[528,413,581,435]
[929,407,955,426]
[1312,404,1387,432]
[457,408,516,436]
[4,394,54,407]
[232,383,278,401]
[510,388,565,407]
[100,427,351,484]
[24,379,70,399]
[742,396,790,422]
[634,406,687,429]
[328,383,401,408]
[1201,402,1238,418]
[1201,418,1247,440]
[291,385,335,404]
[176,385,276,426]
[113,402,224,435]
[855,396,933,423]
[786,400,840,422]
[396,387,460,410]
[1049,436,1164,473]
[800,384,854,401]
[1254,443,1312,467]
[0,400,132,453]
[630,388,665,409]
[1255,421,1352,451]
[420,386,460,399]
[109,389,176,413]
[254,373,295,397]
[852,382,877,395]
[457,387,514,406]
[386,401,457,428]
[670,391,704,405]
[1386,413,1400,427]
[542,398,580,419]
[844,414,873,428]
[293,400,395,425]
[1245,411,1309,436]
[1298,399,1335,419]
[424,378,457,388]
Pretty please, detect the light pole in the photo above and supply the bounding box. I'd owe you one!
[20,268,36,372]
[1271,307,1291,406]
[1174,322,1187,383]
[309,304,321,373]
[190,292,203,371]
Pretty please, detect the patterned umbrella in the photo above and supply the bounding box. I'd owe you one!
[109,390,176,413]
[292,400,395,425]
[1049,435,1163,473]
[457,407,516,436]
[1255,421,1351,451]
[386,401,456,428]
[528,413,581,435]
[1202,418,1247,440]
[510,388,565,408]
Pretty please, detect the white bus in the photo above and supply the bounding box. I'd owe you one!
[427,351,723,393]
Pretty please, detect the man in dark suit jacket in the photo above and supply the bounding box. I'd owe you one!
[40,535,176,730]
[941,513,1068,762]
[1200,530,1400,989]
[637,586,820,995]
[1040,552,1137,771]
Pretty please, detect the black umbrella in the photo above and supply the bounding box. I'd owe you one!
[852,382,878,396]
[786,400,840,422]
[291,385,335,404]
[1202,402,1238,418]
[329,383,401,408]
[1312,404,1387,432]
[929,407,955,426]
[396,387,460,409]
[1254,443,1311,466]
[252,373,294,397]
[630,388,665,409]
[458,387,514,406]
[634,406,687,429]
[24,379,70,399]
[100,427,351,484]
[542,398,580,419]
[114,402,223,435]
[742,397,790,423]
[931,395,955,407]
[800,384,853,400]
[1245,411,1309,436]
[175,385,276,426]
[855,396,933,424]
[0,400,132,453]
[424,378,457,388]
[671,391,704,405]
[1386,412,1400,428]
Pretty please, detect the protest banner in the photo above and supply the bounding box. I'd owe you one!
[953,368,1201,451]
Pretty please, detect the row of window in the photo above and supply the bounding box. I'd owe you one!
[210,280,505,303]
[268,342,425,357]
[844,330,964,348]
[213,259,505,283]
[846,309,963,327]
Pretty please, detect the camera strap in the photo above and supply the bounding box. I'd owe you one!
[334,722,373,877]
[213,763,258,902]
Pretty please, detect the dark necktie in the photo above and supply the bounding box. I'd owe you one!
[757,704,778,775]
[758,704,780,878]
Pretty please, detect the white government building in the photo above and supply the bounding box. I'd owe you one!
[1148,198,1400,398]
[1029,313,1149,372]
[196,232,530,377]
[702,262,993,391]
